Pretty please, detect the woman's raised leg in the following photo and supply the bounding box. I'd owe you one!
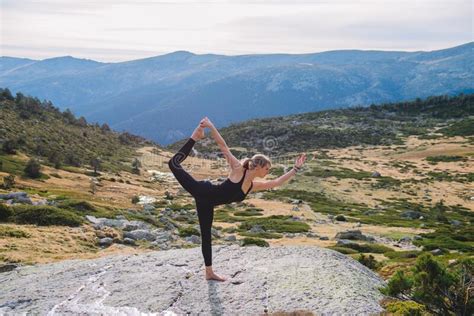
[167,125,205,197]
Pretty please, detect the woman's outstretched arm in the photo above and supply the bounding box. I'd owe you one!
[200,117,241,170]
[252,153,307,192]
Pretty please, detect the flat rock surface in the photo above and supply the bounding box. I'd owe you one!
[0,245,387,315]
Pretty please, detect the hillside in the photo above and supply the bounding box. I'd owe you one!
[168,93,474,156]
[0,88,155,173]
[1,42,472,144]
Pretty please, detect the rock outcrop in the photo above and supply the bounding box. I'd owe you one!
[0,245,387,315]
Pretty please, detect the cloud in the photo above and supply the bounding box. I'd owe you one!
[1,0,472,61]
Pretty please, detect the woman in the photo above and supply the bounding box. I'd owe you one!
[168,117,307,281]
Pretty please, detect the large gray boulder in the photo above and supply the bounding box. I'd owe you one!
[0,192,28,200]
[401,210,424,220]
[123,229,156,242]
[335,230,375,242]
[0,246,387,315]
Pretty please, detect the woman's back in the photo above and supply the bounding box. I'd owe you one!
[210,167,253,205]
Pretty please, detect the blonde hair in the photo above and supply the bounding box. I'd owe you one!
[241,154,272,170]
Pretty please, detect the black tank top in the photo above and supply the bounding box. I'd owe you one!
[211,167,253,206]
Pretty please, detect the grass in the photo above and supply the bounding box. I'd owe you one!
[56,199,116,218]
[178,226,200,237]
[0,225,31,238]
[239,231,283,239]
[327,246,359,254]
[234,207,264,217]
[425,155,467,164]
[241,237,269,247]
[0,155,27,175]
[336,242,393,254]
[304,166,372,180]
[384,250,423,259]
[238,215,310,233]
[10,205,84,227]
[214,209,248,223]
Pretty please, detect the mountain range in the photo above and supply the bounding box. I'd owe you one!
[1,42,472,145]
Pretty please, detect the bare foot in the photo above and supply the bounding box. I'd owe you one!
[205,271,227,282]
[191,125,205,141]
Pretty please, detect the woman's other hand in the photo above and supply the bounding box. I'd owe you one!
[199,116,214,129]
[295,153,307,168]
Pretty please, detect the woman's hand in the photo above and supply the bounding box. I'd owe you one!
[295,153,307,168]
[199,116,215,129]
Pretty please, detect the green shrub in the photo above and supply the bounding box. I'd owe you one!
[413,234,473,253]
[0,226,30,238]
[1,175,15,189]
[234,208,264,216]
[343,242,393,254]
[381,270,413,297]
[305,167,371,180]
[384,300,427,316]
[380,254,474,315]
[178,226,200,237]
[372,176,401,189]
[24,158,42,178]
[335,215,346,221]
[214,210,245,223]
[239,231,283,239]
[12,205,83,226]
[57,200,97,212]
[384,250,422,259]
[327,246,359,254]
[238,215,310,233]
[131,195,140,204]
[241,237,269,247]
[425,155,466,163]
[357,254,381,270]
[269,166,284,176]
[439,118,474,136]
[168,203,194,211]
[2,139,18,154]
[0,203,13,222]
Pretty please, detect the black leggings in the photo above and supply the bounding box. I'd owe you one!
[168,138,215,267]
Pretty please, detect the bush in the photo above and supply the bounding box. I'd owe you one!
[57,200,97,213]
[357,254,381,270]
[241,237,269,247]
[12,205,83,226]
[0,226,30,238]
[0,203,13,222]
[2,139,18,154]
[384,300,427,316]
[335,215,346,221]
[381,254,474,315]
[425,155,466,163]
[343,242,393,254]
[238,215,310,233]
[239,231,283,239]
[234,208,264,216]
[384,250,422,259]
[178,226,200,237]
[381,270,413,297]
[1,175,15,189]
[24,158,42,178]
[327,246,359,254]
[131,195,140,204]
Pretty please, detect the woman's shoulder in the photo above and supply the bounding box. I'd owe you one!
[230,161,244,171]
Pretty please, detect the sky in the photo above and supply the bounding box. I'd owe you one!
[1,0,473,62]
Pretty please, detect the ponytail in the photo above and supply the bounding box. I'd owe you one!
[241,154,271,170]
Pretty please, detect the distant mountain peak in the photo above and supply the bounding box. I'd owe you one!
[41,55,102,64]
